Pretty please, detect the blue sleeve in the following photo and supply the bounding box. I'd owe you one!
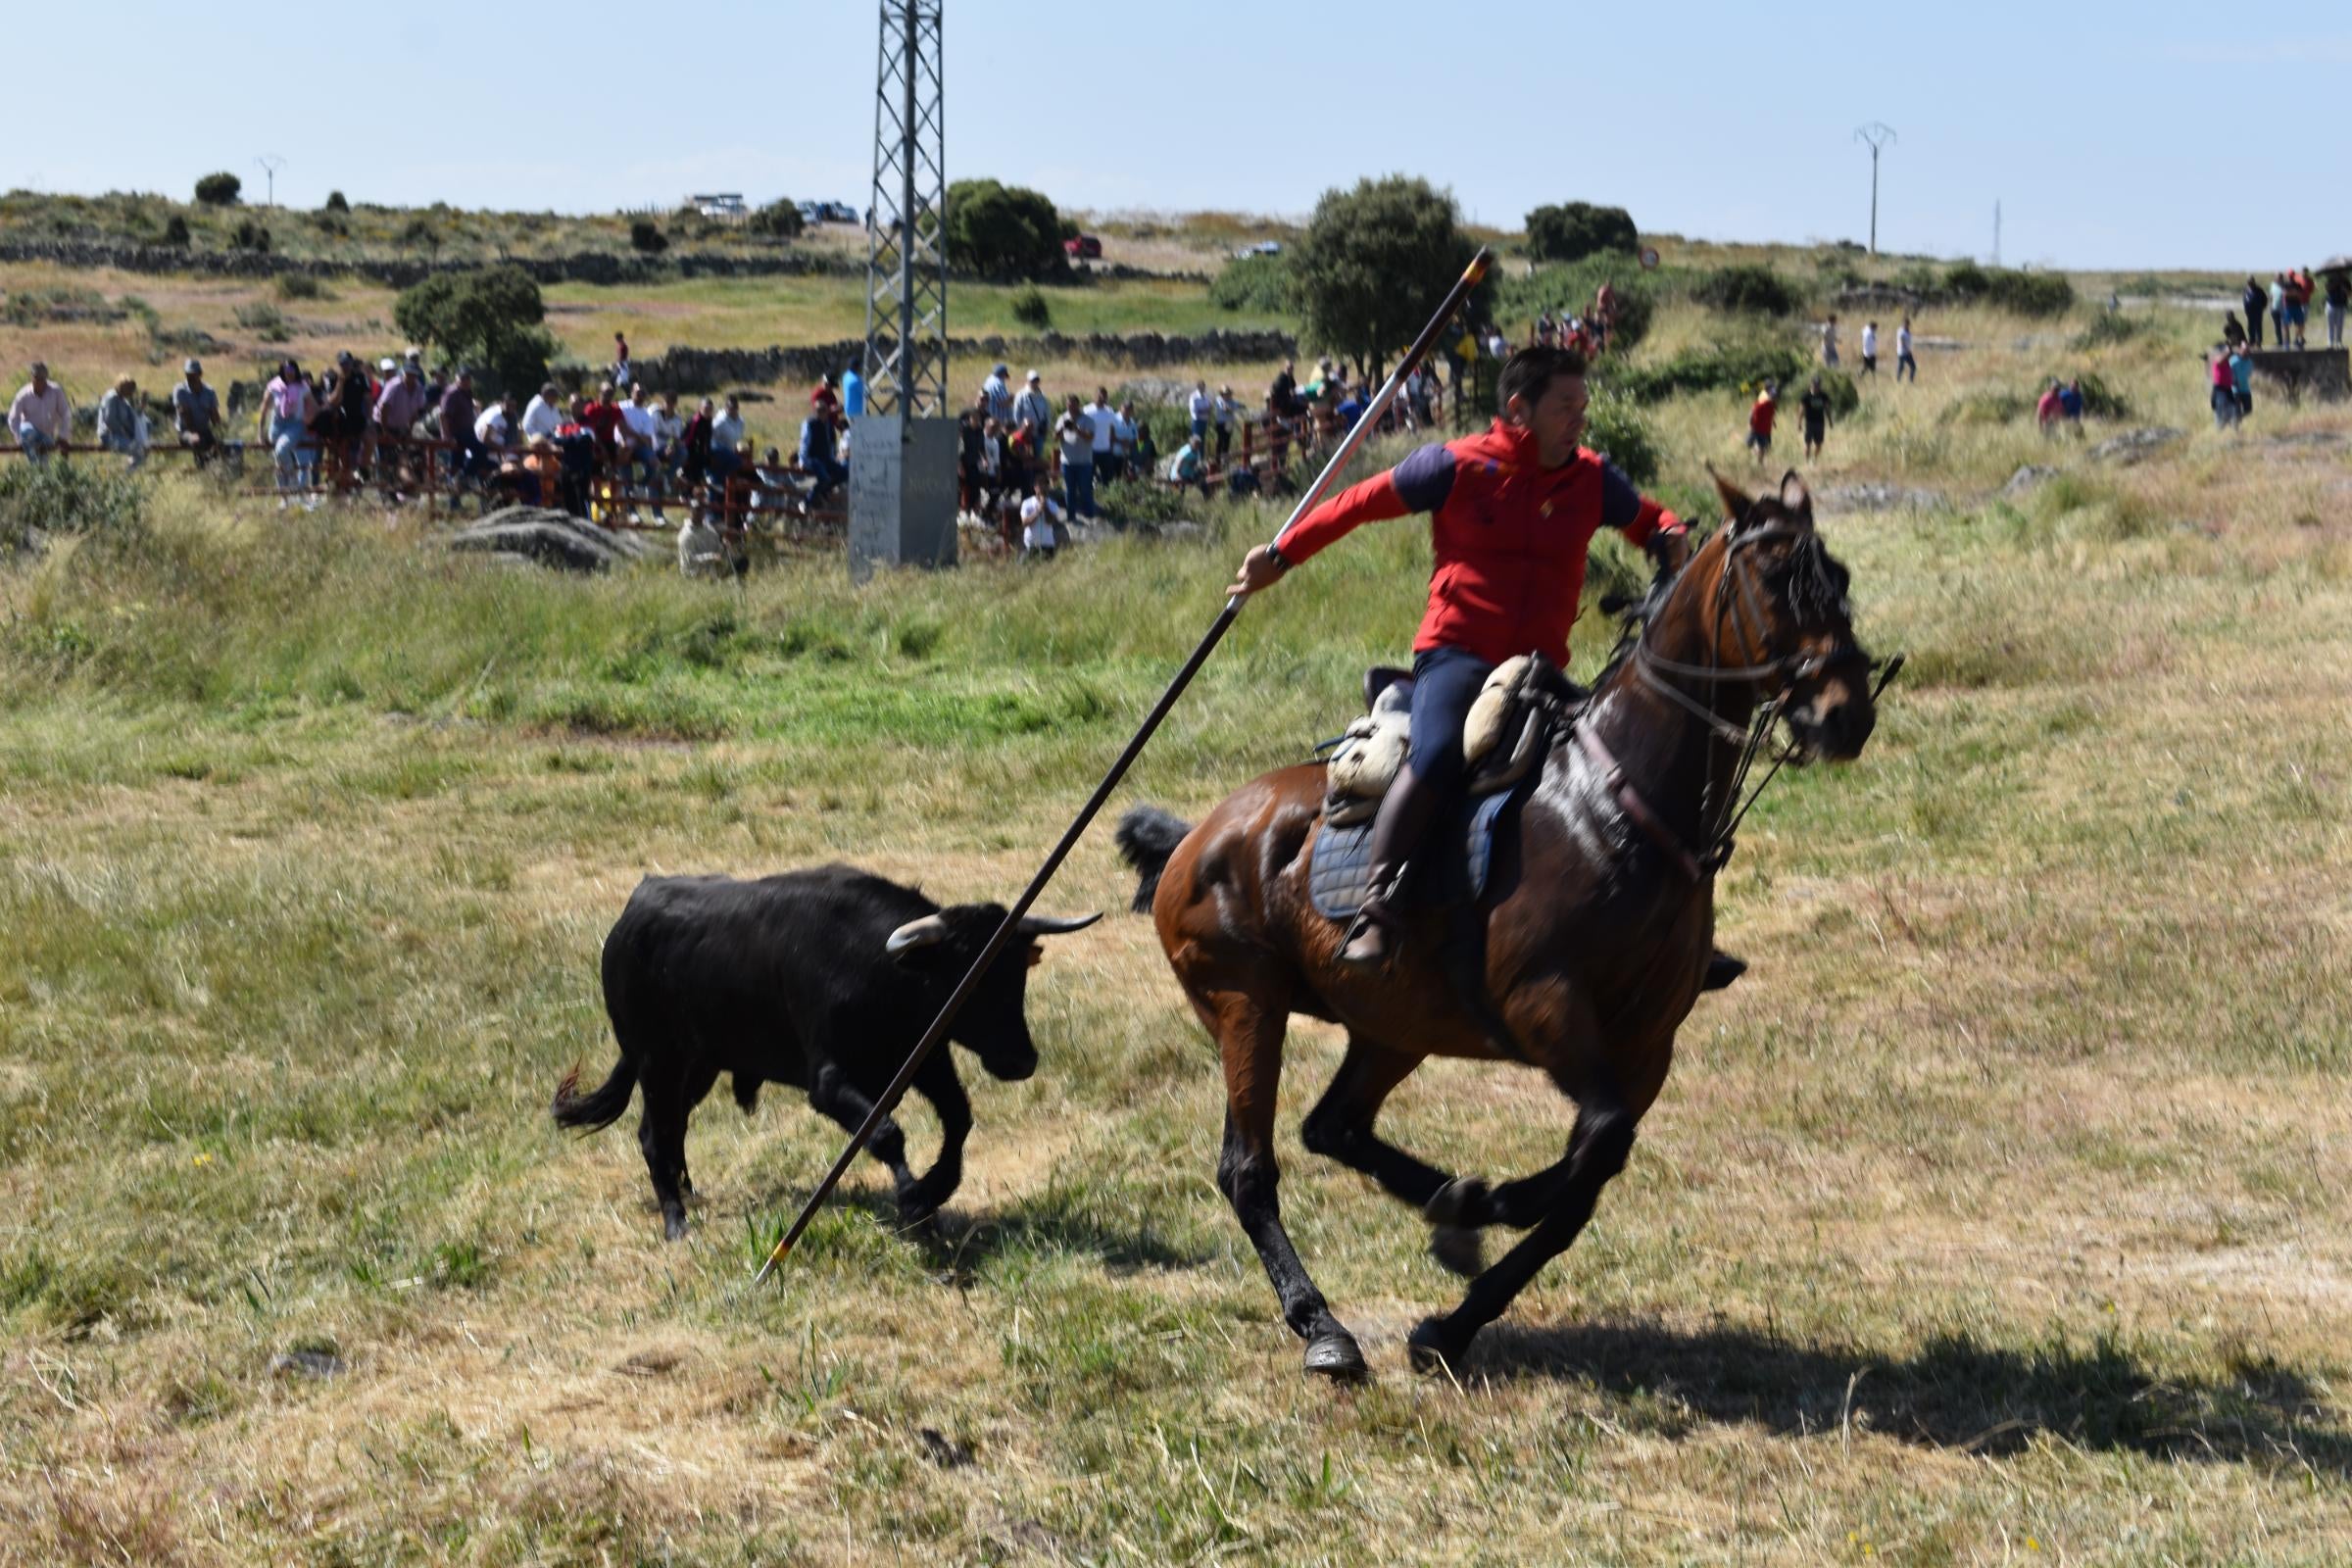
[1598,461,1642,531]
[1391,443,1457,512]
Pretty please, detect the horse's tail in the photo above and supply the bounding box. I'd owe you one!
[1114,806,1192,913]
[551,1054,639,1133]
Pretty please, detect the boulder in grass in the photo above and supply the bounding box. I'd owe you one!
[2087,427,2183,466]
[447,507,653,572]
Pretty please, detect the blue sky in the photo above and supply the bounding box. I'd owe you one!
[9,3,2346,270]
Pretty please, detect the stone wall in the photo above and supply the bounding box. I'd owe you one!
[627,329,1298,397]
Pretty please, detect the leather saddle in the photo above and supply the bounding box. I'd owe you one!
[1321,654,1586,826]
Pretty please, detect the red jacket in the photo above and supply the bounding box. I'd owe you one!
[1279,419,1683,667]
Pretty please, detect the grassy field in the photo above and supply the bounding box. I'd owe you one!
[3,236,2351,1565]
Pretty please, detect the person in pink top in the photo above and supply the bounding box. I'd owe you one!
[2035,378,2064,438]
[2208,345,2238,430]
[9,362,72,463]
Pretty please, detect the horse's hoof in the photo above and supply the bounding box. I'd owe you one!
[1423,1176,1490,1229]
[1406,1317,1468,1377]
[1303,1329,1368,1382]
[1429,1225,1484,1279]
[662,1212,689,1243]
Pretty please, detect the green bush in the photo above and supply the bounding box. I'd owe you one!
[1524,202,1639,264]
[1210,253,1293,315]
[1950,389,2030,425]
[229,219,271,254]
[274,274,326,302]
[1496,258,1653,354]
[1294,174,1485,372]
[2072,370,2129,418]
[944,179,1069,279]
[1945,263,2075,318]
[1690,265,1804,316]
[1010,285,1053,330]
[234,303,291,341]
[323,190,350,214]
[628,219,667,255]
[1583,387,1659,483]
[393,265,557,397]
[160,216,190,248]
[313,210,349,238]
[2071,312,2148,350]
[0,460,147,553]
[193,172,241,207]
[748,199,804,240]
[1610,341,1855,415]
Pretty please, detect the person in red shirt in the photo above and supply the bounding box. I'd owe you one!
[811,372,840,417]
[1227,344,1688,966]
[1745,380,1777,465]
[577,380,625,453]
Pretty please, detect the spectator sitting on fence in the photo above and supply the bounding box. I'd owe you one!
[710,396,746,487]
[96,376,147,467]
[474,390,517,455]
[9,362,71,464]
[1086,385,1120,482]
[1226,456,1260,500]
[618,384,665,521]
[678,398,715,495]
[1168,431,1211,499]
[1335,382,1367,430]
[503,433,559,510]
[754,446,799,513]
[263,358,316,501]
[579,381,625,457]
[799,409,847,511]
[440,368,497,489]
[552,398,600,516]
[173,358,222,467]
[521,381,565,441]
[1013,370,1052,449]
[1020,473,1067,561]
[1131,413,1158,477]
[656,393,685,476]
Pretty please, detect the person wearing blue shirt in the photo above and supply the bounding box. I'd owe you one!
[2227,350,2253,422]
[842,365,865,418]
[799,412,847,508]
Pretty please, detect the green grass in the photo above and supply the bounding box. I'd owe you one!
[3,245,2351,1564]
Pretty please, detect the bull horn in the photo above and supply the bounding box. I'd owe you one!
[884,914,952,956]
[1015,910,1102,937]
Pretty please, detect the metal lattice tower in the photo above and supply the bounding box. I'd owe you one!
[863,2,947,417]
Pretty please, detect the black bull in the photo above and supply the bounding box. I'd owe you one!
[552,864,1098,1239]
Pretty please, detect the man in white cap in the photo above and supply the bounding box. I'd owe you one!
[1011,369,1052,450]
[9,362,71,464]
[172,358,221,466]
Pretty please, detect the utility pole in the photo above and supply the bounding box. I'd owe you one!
[1853,122,1895,257]
[254,154,286,208]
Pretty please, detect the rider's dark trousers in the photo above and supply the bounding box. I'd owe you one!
[1406,644,1496,788]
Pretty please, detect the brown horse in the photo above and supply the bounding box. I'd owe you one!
[1116,470,1879,1379]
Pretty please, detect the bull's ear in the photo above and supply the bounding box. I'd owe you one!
[1710,466,1751,527]
[1779,470,1813,520]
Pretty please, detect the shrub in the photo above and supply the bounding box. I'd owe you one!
[1210,253,1293,315]
[1524,202,1639,265]
[2072,370,2129,418]
[193,172,242,207]
[228,218,271,253]
[629,219,668,255]
[1294,175,1486,374]
[313,210,349,238]
[1009,285,1053,330]
[1945,263,2075,318]
[234,303,291,341]
[399,217,440,258]
[748,199,804,240]
[1950,389,2031,425]
[2071,312,2147,350]
[1690,265,1804,316]
[0,459,147,553]
[393,265,557,397]
[1609,340,1855,415]
[274,274,327,302]
[160,216,190,248]
[1583,387,1660,484]
[323,190,350,214]
[1495,258,1654,354]
[944,179,1069,279]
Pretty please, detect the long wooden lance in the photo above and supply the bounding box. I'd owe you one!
[754,248,1494,1284]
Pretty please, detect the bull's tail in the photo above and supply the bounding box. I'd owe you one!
[1114,806,1192,913]
[551,1054,639,1132]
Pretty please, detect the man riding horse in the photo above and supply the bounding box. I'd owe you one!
[1228,343,1695,969]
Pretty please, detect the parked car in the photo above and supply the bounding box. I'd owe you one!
[1063,233,1102,261]
[822,200,861,224]
[797,200,826,225]
[1233,239,1283,258]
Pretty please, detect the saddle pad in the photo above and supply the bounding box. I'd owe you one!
[1308,789,1516,921]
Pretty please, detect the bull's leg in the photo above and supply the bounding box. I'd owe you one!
[1205,992,1365,1381]
[636,1062,694,1242]
[1407,1099,1637,1375]
[896,1055,971,1224]
[806,1063,920,1207]
[675,1060,720,1199]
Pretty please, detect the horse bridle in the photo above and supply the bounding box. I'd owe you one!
[1587,505,1884,879]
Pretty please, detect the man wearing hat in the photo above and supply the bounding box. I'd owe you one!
[979,362,1013,425]
[9,362,72,464]
[172,359,221,466]
[1213,383,1241,466]
[1011,369,1052,452]
[372,359,429,494]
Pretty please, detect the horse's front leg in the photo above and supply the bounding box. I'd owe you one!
[1408,1097,1639,1375]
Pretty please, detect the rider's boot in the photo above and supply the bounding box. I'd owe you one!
[1339,763,1444,968]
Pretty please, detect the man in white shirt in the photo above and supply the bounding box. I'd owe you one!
[1860,321,1879,376]
[10,362,72,463]
[1012,370,1052,449]
[1019,475,1066,560]
[618,385,665,519]
[1055,394,1097,521]
[1895,317,1918,382]
[1213,384,1241,465]
[473,393,516,451]
[710,396,747,485]
[1084,385,1120,481]
[1187,379,1213,443]
[521,381,565,439]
